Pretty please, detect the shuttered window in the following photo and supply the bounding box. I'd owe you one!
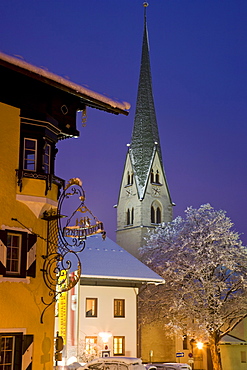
[0,230,37,278]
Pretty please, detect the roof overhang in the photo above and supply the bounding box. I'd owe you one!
[0,52,130,116]
[80,275,164,288]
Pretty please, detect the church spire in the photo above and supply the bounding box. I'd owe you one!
[130,2,162,199]
[116,3,173,259]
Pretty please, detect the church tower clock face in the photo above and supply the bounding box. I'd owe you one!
[152,186,161,196]
[116,4,173,259]
[125,188,132,196]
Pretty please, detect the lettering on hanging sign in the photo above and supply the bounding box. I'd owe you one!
[63,221,104,239]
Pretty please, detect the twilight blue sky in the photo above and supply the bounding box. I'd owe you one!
[1,0,246,243]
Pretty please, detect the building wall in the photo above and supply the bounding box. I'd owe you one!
[0,102,58,369]
[76,286,137,357]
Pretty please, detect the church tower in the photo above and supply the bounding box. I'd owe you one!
[116,3,173,259]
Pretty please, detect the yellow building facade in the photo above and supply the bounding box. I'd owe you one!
[0,52,129,369]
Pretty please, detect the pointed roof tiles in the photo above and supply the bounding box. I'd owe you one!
[130,5,163,198]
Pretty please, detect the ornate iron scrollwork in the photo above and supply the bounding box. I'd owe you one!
[11,177,105,324]
[40,177,105,323]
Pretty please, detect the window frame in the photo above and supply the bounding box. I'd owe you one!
[114,299,125,318]
[23,138,37,172]
[113,336,125,356]
[85,298,98,317]
[6,232,22,275]
[0,229,37,279]
[85,336,98,355]
[241,351,246,363]
[0,332,23,370]
[43,142,51,174]
[151,202,162,225]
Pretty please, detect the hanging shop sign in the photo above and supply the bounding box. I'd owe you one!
[40,177,105,323]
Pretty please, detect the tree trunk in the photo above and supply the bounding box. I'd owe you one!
[208,334,222,370]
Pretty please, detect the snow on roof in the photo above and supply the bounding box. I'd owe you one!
[220,334,247,344]
[0,51,130,114]
[78,235,164,283]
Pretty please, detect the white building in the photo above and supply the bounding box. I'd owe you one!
[57,235,164,364]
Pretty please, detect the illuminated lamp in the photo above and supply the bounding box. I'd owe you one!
[99,332,112,343]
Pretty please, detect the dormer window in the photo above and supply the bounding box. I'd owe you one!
[24,138,37,171]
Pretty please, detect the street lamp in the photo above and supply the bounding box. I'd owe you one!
[99,332,112,344]
[196,342,203,369]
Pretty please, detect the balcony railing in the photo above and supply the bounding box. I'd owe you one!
[15,169,65,197]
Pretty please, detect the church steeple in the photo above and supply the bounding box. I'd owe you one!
[130,2,162,199]
[116,3,173,259]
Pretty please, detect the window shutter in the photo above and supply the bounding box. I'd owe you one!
[26,234,37,278]
[0,230,7,275]
[22,334,33,370]
[14,333,23,370]
[20,233,27,278]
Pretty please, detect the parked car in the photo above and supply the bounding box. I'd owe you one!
[144,363,191,370]
[80,357,146,370]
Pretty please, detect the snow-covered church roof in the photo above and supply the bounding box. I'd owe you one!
[78,235,164,285]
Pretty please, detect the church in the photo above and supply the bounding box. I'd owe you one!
[116,3,247,370]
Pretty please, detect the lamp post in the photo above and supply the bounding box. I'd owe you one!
[196,342,203,370]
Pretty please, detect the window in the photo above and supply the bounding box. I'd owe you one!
[86,298,97,317]
[23,138,37,171]
[6,233,22,274]
[127,172,133,185]
[0,333,27,369]
[43,143,51,174]
[156,207,161,224]
[114,299,125,317]
[113,336,125,356]
[126,208,134,226]
[241,351,246,363]
[0,335,15,368]
[150,169,154,183]
[182,335,188,350]
[0,230,37,278]
[131,208,134,225]
[155,170,160,184]
[151,202,162,225]
[85,336,98,356]
[151,206,155,223]
[126,209,130,226]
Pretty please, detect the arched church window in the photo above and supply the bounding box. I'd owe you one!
[156,207,161,224]
[126,208,134,225]
[126,209,130,225]
[150,169,154,183]
[127,171,133,185]
[151,202,162,224]
[151,206,155,224]
[131,173,134,185]
[155,170,160,184]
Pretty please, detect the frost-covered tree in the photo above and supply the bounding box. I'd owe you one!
[140,204,247,370]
